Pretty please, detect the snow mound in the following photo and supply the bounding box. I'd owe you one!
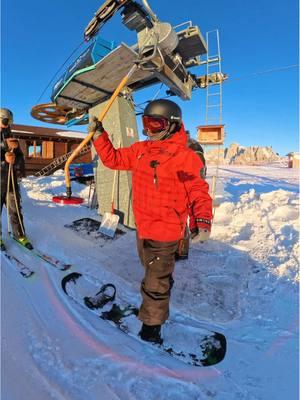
[213,188,299,282]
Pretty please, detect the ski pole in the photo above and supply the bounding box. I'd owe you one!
[10,166,25,236]
[6,163,12,236]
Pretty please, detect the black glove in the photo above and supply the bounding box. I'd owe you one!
[88,116,105,141]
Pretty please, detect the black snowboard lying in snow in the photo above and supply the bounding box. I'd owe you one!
[62,272,227,367]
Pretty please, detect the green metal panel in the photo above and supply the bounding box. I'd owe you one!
[91,95,139,228]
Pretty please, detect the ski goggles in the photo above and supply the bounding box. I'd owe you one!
[1,118,10,126]
[142,115,169,133]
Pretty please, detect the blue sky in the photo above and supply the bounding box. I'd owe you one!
[1,0,299,155]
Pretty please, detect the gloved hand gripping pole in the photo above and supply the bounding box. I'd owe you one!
[62,64,138,201]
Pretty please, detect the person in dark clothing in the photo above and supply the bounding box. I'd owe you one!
[175,132,207,261]
[187,137,207,178]
[0,108,32,250]
[89,99,212,344]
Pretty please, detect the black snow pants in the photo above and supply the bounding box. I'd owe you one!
[1,186,25,239]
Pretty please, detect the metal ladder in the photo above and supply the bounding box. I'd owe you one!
[204,29,224,211]
[205,29,223,125]
[35,144,91,177]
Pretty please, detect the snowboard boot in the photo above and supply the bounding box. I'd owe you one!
[16,236,33,250]
[0,238,5,251]
[139,323,163,345]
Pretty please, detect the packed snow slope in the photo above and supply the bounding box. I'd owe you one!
[1,164,299,400]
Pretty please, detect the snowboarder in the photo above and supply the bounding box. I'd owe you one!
[90,99,212,344]
[0,108,33,250]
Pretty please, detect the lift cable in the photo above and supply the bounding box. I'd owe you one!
[225,63,299,83]
[35,40,86,104]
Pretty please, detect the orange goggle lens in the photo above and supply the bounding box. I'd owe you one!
[142,116,169,133]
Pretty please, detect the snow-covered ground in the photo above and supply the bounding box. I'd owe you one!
[1,164,299,400]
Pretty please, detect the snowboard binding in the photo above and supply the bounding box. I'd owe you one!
[84,283,116,309]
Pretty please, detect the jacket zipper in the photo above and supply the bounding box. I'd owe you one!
[150,160,160,189]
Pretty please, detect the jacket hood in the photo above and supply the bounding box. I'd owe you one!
[166,122,188,146]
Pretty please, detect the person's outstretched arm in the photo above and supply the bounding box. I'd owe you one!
[90,118,138,171]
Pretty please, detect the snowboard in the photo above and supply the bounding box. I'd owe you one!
[62,272,227,367]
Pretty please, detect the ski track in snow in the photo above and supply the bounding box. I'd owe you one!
[1,166,299,400]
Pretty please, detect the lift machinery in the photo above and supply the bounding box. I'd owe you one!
[31,0,219,125]
[31,0,227,210]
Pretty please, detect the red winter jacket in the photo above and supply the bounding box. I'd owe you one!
[93,124,212,241]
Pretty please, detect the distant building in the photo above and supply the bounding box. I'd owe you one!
[287,152,300,168]
[11,124,91,176]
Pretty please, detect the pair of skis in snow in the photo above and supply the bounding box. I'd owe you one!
[1,238,71,278]
[1,248,35,278]
[62,272,227,368]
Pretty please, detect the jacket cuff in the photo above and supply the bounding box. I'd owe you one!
[195,218,212,231]
[93,131,109,145]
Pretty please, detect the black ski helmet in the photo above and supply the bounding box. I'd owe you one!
[143,99,182,129]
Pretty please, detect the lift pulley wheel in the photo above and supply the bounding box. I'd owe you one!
[84,0,130,40]
[52,196,84,205]
[31,103,87,125]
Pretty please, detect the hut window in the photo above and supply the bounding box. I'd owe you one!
[27,140,42,158]
[27,140,54,158]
